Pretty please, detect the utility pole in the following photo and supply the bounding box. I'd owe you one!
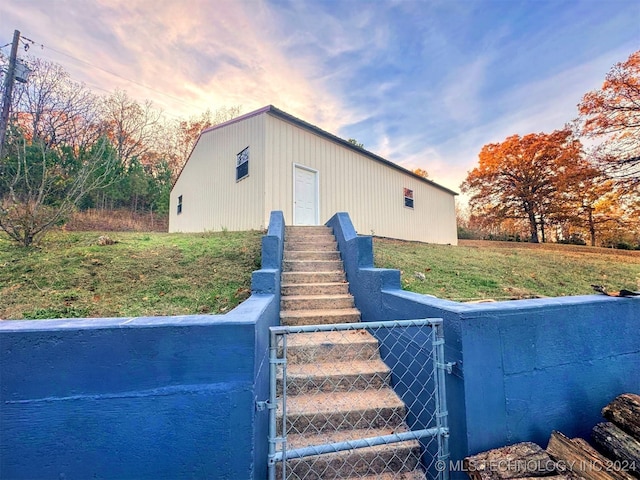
[0,29,21,159]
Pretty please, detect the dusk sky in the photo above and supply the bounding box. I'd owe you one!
[1,0,639,194]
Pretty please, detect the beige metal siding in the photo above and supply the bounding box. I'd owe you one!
[264,114,457,244]
[169,115,266,232]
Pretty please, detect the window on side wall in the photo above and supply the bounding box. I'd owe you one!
[403,188,414,209]
[177,195,183,214]
[236,146,249,182]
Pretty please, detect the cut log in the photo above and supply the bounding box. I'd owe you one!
[602,394,640,441]
[547,431,635,480]
[464,442,557,480]
[592,422,640,476]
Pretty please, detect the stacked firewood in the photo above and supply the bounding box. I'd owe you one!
[463,393,640,480]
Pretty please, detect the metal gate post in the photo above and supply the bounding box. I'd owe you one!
[433,321,450,480]
[280,333,288,480]
[267,329,278,480]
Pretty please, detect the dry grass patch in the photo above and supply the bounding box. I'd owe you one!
[374,238,640,302]
[0,230,262,320]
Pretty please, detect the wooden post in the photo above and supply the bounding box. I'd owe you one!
[0,29,20,159]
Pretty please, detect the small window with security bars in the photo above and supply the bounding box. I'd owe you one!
[236,146,249,181]
[404,188,414,209]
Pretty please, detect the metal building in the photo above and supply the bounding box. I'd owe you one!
[169,105,458,244]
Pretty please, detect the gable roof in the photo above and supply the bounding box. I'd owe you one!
[180,105,458,196]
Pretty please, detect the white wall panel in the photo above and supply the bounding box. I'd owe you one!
[264,114,457,244]
[169,114,266,232]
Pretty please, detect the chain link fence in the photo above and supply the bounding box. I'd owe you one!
[267,319,449,480]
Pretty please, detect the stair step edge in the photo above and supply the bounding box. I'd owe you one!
[280,308,361,317]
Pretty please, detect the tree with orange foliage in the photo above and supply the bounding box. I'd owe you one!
[461,130,583,243]
[412,168,429,179]
[557,170,627,246]
[577,50,639,190]
[167,106,241,178]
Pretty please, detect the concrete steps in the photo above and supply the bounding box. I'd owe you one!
[280,308,361,326]
[281,389,407,431]
[283,427,421,479]
[280,359,392,394]
[281,294,355,311]
[282,271,346,284]
[284,250,341,261]
[281,282,349,296]
[286,331,381,364]
[278,225,424,478]
[283,259,344,272]
[285,240,339,251]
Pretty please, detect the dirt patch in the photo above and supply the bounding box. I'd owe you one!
[459,239,640,258]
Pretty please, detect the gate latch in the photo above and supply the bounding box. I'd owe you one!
[256,400,276,412]
[437,361,456,374]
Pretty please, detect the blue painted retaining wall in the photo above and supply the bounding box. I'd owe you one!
[2,210,638,479]
[326,212,640,476]
[0,211,285,480]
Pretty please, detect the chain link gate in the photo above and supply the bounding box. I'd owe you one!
[266,319,450,480]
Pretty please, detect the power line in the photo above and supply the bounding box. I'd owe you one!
[19,35,210,115]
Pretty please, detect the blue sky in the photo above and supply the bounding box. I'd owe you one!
[1,0,639,194]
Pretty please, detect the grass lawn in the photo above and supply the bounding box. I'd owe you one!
[374,238,640,301]
[2,231,639,319]
[0,230,262,320]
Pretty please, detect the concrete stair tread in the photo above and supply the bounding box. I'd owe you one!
[286,331,380,363]
[281,312,361,325]
[282,293,354,301]
[287,233,335,237]
[286,226,332,231]
[359,471,425,479]
[281,283,350,297]
[285,260,341,263]
[284,260,344,273]
[281,272,347,285]
[284,239,338,252]
[287,330,377,347]
[285,388,404,416]
[280,308,361,319]
[284,251,341,260]
[289,250,340,255]
[287,359,390,379]
[282,281,349,288]
[285,240,336,244]
[281,428,422,478]
[286,425,413,449]
[281,293,355,311]
[282,270,345,275]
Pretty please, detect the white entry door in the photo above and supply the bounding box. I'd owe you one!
[293,164,319,225]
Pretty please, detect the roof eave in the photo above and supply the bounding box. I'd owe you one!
[266,106,459,196]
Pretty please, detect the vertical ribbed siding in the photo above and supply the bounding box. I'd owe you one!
[169,115,266,232]
[264,115,457,245]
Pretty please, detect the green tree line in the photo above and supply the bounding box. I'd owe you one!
[0,57,240,245]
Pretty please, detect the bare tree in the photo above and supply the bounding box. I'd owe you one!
[163,106,242,178]
[1,59,118,246]
[11,58,103,152]
[101,89,162,167]
[0,136,117,246]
